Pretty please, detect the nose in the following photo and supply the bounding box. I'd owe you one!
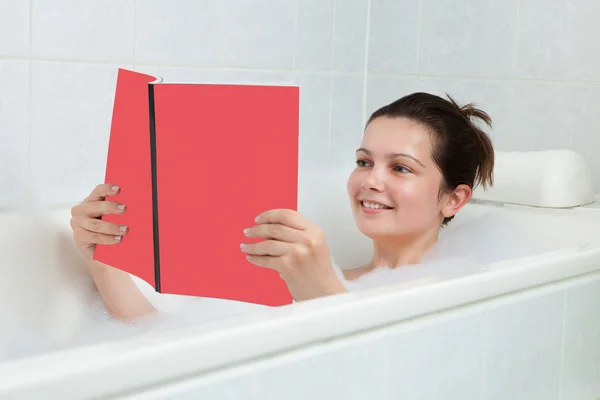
[361,167,385,192]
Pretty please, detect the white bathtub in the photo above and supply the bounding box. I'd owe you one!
[1,153,600,400]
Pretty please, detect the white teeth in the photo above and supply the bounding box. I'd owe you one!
[362,201,389,209]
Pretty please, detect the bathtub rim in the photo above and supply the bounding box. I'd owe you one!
[0,243,599,399]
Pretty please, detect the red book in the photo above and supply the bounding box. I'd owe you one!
[94,68,298,306]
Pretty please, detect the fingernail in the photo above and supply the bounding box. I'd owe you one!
[115,236,122,242]
[117,204,126,211]
[240,243,247,250]
[243,228,250,236]
[119,225,128,232]
[111,185,120,192]
[246,255,252,260]
[254,215,260,223]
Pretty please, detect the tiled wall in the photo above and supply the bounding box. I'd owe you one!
[1,0,599,208]
[129,273,600,400]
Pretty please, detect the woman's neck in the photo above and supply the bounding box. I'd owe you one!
[342,227,442,282]
[368,228,440,270]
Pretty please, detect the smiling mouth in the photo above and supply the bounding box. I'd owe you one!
[360,200,393,210]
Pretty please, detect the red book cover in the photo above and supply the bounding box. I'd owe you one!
[94,68,298,306]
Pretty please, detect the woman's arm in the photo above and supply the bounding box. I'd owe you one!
[88,260,156,321]
[70,184,157,322]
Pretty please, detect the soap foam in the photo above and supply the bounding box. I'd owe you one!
[1,204,598,363]
[336,204,599,291]
[0,283,268,362]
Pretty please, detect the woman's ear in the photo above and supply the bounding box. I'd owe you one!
[441,184,472,219]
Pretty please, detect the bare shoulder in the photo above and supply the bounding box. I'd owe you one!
[342,265,371,281]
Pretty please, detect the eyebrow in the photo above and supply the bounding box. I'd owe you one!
[356,147,426,168]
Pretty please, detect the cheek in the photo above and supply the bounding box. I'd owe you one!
[388,178,441,212]
[346,172,360,197]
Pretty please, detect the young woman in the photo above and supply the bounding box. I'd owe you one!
[69,92,494,321]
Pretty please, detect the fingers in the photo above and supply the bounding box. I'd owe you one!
[243,223,302,243]
[70,183,129,248]
[245,255,279,271]
[77,217,129,236]
[240,240,293,257]
[71,199,126,219]
[72,224,124,245]
[70,209,129,245]
[83,183,121,203]
[254,209,309,230]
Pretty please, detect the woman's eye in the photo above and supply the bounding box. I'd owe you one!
[356,159,371,167]
[394,165,410,173]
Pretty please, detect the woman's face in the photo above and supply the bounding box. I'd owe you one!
[346,116,452,240]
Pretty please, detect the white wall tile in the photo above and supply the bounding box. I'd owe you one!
[386,307,485,400]
[5,0,598,207]
[0,0,30,57]
[32,0,135,62]
[135,66,293,86]
[294,0,334,71]
[365,75,418,117]
[419,0,518,78]
[0,60,29,208]
[418,78,514,151]
[568,86,600,193]
[137,66,296,102]
[559,274,600,400]
[512,82,600,191]
[135,0,221,67]
[221,0,295,69]
[329,75,363,169]
[215,69,294,85]
[257,331,388,400]
[293,73,331,171]
[30,62,126,205]
[511,82,575,151]
[483,288,564,400]
[134,66,225,83]
[332,0,368,73]
[517,0,600,81]
[367,0,419,74]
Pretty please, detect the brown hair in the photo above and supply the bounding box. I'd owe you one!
[366,92,495,225]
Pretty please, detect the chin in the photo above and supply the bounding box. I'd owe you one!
[354,217,393,240]
[357,228,385,240]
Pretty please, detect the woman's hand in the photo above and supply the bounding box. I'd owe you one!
[241,209,347,301]
[69,183,129,263]
[70,184,156,321]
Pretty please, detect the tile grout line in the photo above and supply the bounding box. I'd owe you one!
[361,0,371,127]
[218,1,223,68]
[506,0,522,150]
[3,54,599,86]
[26,0,34,204]
[132,0,138,69]
[513,0,521,76]
[507,85,516,149]
[415,0,423,89]
[291,0,298,72]
[326,0,337,168]
[480,309,490,399]
[557,290,568,400]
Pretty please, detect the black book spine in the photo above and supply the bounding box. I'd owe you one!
[148,83,161,293]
